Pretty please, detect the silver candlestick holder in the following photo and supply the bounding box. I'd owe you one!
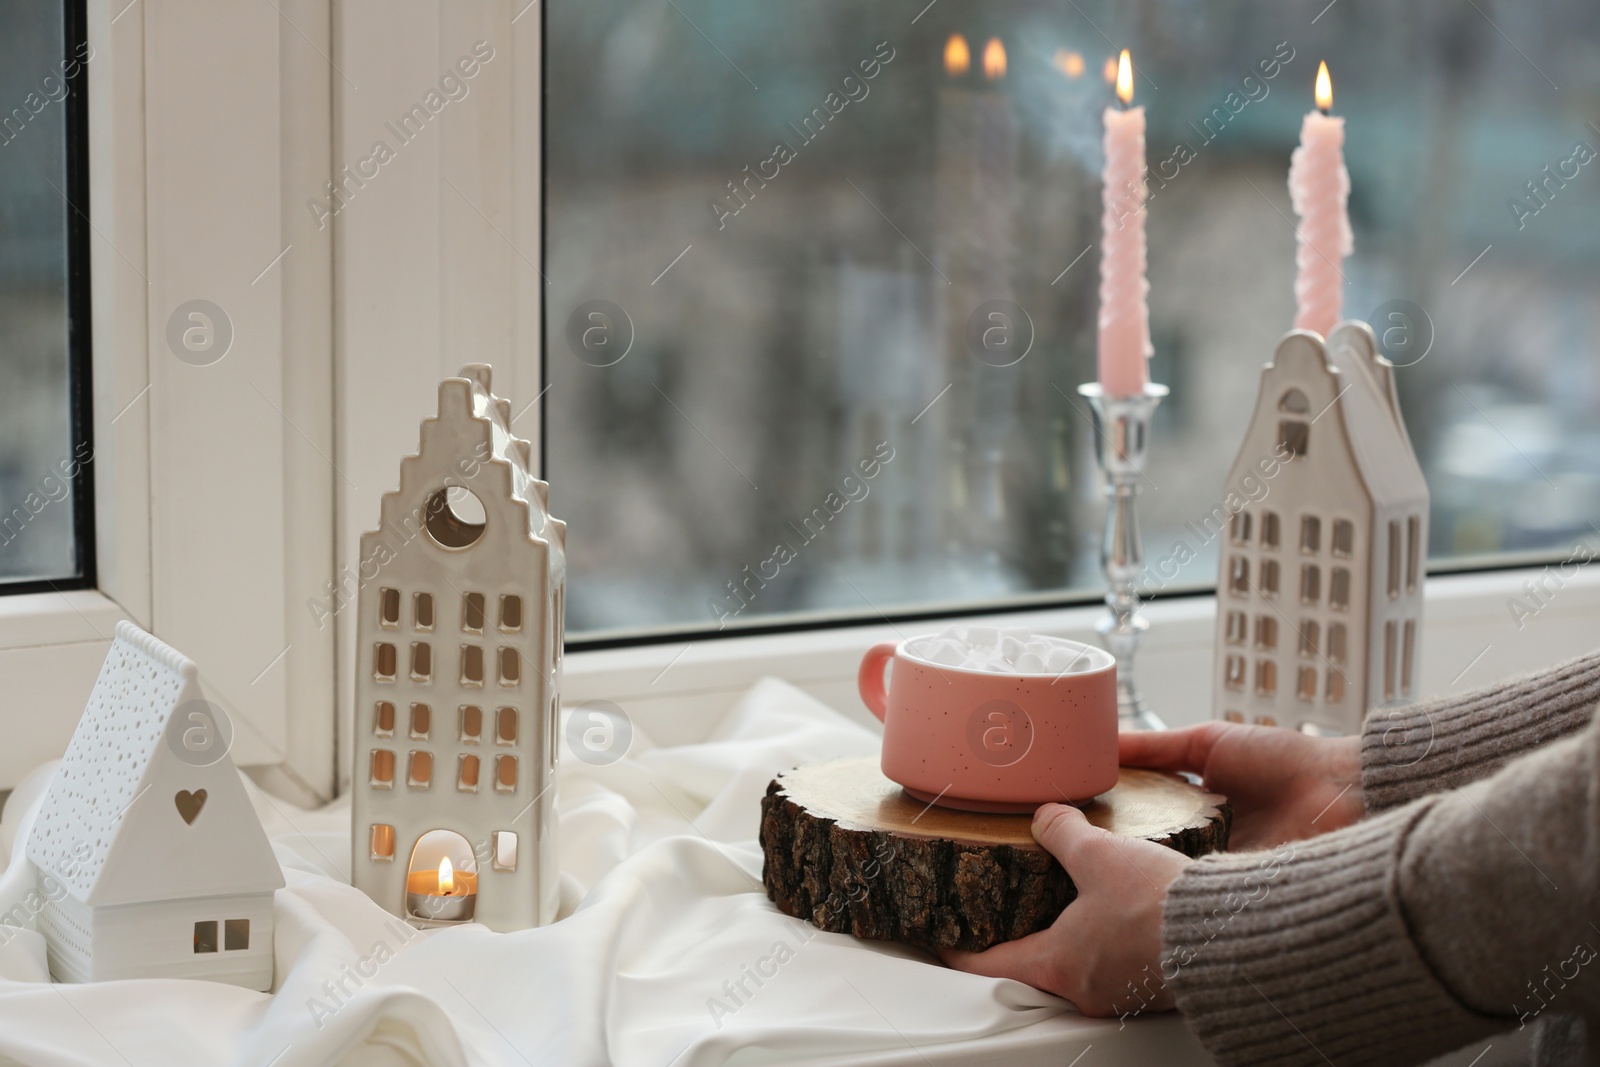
[1078,381,1169,732]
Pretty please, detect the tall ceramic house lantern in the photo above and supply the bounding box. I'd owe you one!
[1212,323,1428,734]
[351,364,566,933]
[27,621,284,987]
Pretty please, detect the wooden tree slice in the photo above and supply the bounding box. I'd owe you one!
[760,757,1230,952]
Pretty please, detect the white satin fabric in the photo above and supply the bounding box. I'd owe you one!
[0,678,1205,1066]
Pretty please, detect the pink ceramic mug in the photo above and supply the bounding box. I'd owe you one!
[857,636,1119,812]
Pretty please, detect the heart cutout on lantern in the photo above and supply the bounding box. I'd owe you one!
[175,789,207,825]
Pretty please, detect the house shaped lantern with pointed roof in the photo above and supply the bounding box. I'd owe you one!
[1212,323,1428,734]
[27,621,284,987]
[350,364,565,933]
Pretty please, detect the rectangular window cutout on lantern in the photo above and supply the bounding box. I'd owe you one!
[1224,654,1246,690]
[1300,516,1321,554]
[225,920,250,951]
[379,587,400,627]
[1228,557,1249,596]
[495,755,518,793]
[492,831,518,871]
[458,754,480,793]
[1330,567,1351,610]
[1388,521,1402,598]
[374,643,397,682]
[1254,616,1277,650]
[1297,666,1317,702]
[410,643,432,682]
[1225,610,1247,645]
[496,707,518,745]
[370,749,395,788]
[460,705,483,743]
[1255,659,1276,696]
[194,921,218,954]
[1332,519,1354,557]
[499,595,523,632]
[414,592,435,630]
[370,823,396,860]
[1300,565,1321,604]
[1298,620,1320,659]
[461,645,484,686]
[463,592,486,633]
[1230,511,1251,545]
[1261,511,1280,550]
[498,647,520,686]
[408,750,433,789]
[374,701,395,737]
[410,703,431,740]
[1261,560,1280,597]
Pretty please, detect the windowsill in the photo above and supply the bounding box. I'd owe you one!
[564,565,1600,747]
[0,589,128,651]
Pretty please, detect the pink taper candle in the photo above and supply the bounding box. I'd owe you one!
[1287,61,1353,337]
[1096,49,1151,397]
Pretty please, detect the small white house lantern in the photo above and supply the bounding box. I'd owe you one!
[26,621,284,987]
[350,364,566,932]
[1213,323,1428,733]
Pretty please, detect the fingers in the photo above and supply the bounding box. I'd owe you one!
[1117,722,1229,774]
[939,929,1056,993]
[1031,803,1099,870]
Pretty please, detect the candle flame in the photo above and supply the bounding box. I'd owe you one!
[1054,49,1085,79]
[944,34,970,77]
[1315,60,1332,112]
[982,38,1006,80]
[438,856,454,895]
[1116,49,1134,106]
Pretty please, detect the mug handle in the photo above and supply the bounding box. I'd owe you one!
[857,641,898,722]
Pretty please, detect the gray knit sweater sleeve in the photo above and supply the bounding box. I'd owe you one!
[1360,650,1600,811]
[1162,707,1600,1067]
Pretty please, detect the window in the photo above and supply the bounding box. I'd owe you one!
[492,831,518,871]
[1406,517,1421,592]
[1228,557,1249,596]
[370,824,395,860]
[410,643,432,682]
[1402,619,1416,696]
[414,592,435,630]
[1278,420,1309,458]
[463,592,486,633]
[1230,510,1251,545]
[409,703,431,740]
[1298,620,1319,659]
[224,919,250,951]
[373,701,395,737]
[1300,516,1321,555]
[1329,568,1351,611]
[499,595,523,632]
[1296,666,1317,702]
[1254,660,1276,696]
[498,647,520,687]
[1260,512,1280,550]
[0,0,93,593]
[379,588,400,627]
[370,749,395,788]
[460,705,483,744]
[1300,565,1321,604]
[496,707,518,746]
[1254,616,1277,651]
[544,5,1600,639]
[458,754,480,793]
[193,921,218,954]
[1225,610,1247,645]
[1224,655,1246,691]
[1260,560,1280,598]
[408,750,433,789]
[1387,521,1402,599]
[495,755,518,793]
[1327,623,1348,665]
[1331,520,1354,558]
[373,643,397,682]
[461,645,484,686]
[1384,620,1398,700]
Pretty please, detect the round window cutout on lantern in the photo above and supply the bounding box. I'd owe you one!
[404,829,478,924]
[423,486,487,550]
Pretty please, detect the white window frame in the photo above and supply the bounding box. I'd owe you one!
[0,0,336,801]
[8,2,1590,798]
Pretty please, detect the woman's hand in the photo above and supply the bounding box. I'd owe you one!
[940,804,1188,1018]
[1119,722,1364,850]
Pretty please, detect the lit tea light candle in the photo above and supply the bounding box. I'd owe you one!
[1288,61,1352,337]
[1097,49,1151,397]
[405,855,478,923]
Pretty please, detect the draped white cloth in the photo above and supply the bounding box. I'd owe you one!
[0,678,1205,1066]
